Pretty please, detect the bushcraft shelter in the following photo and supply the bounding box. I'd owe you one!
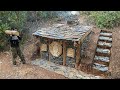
[32,21,92,68]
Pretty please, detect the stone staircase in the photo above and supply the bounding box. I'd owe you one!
[92,30,112,76]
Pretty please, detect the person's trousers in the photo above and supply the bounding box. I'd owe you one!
[11,47,25,64]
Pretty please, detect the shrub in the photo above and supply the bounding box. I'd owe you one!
[0,23,10,51]
[83,11,120,29]
[0,11,27,51]
[36,11,58,20]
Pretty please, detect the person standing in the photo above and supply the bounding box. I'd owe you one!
[8,29,26,65]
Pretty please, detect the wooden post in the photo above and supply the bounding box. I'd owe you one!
[75,41,81,69]
[48,38,51,61]
[40,37,42,59]
[63,40,67,66]
[79,30,91,44]
[39,37,41,58]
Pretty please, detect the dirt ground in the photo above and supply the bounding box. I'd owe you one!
[108,26,120,79]
[0,51,67,79]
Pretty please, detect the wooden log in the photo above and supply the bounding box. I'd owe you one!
[101,29,113,33]
[75,30,91,69]
[63,40,67,66]
[39,37,41,58]
[49,41,62,57]
[48,38,51,61]
[75,41,81,69]
[79,30,91,44]
[5,30,19,36]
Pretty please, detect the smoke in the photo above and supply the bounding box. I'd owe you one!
[56,11,80,21]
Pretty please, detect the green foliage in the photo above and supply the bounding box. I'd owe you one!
[26,11,58,22]
[87,11,120,29]
[0,11,59,52]
[0,11,27,51]
[0,23,10,44]
[8,11,27,31]
[0,23,10,51]
[36,11,58,20]
[80,11,91,15]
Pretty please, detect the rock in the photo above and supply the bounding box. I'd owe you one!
[96,48,110,54]
[50,65,60,70]
[55,70,65,76]
[31,59,103,79]
[84,77,90,79]
[94,76,102,79]
[0,61,2,64]
[99,36,112,41]
[100,32,112,37]
[76,74,83,79]
[39,60,46,65]
[93,63,108,72]
[68,71,75,78]
[98,41,112,47]
[94,56,110,62]
[60,66,67,71]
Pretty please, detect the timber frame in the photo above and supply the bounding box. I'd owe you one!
[33,30,91,69]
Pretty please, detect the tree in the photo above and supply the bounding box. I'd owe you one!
[0,11,27,51]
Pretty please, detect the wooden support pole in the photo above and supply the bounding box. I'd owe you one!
[79,30,91,44]
[75,41,81,69]
[63,40,67,66]
[48,38,51,61]
[40,37,43,59]
[39,37,41,58]
[75,31,91,69]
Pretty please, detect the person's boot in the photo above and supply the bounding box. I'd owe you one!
[13,61,17,65]
[21,60,26,64]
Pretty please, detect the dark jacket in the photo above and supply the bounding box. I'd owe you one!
[9,35,22,47]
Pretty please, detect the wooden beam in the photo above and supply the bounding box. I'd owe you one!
[75,31,91,69]
[79,30,91,44]
[63,40,67,66]
[75,41,81,69]
[39,37,41,58]
[48,38,51,61]
[101,29,113,33]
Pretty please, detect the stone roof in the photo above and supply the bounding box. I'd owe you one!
[33,23,92,41]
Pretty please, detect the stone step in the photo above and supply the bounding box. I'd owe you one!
[94,56,110,65]
[99,36,112,42]
[93,63,108,72]
[94,55,110,62]
[100,32,112,37]
[94,60,109,66]
[96,48,111,55]
[97,41,112,48]
[101,30,112,33]
[97,45,111,50]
